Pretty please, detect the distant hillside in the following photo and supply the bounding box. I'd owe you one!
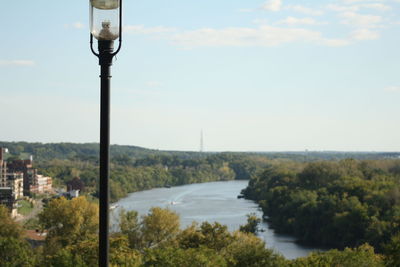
[1,141,399,163]
[0,141,209,162]
[255,151,400,161]
[1,141,400,202]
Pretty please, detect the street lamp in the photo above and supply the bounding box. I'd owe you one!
[89,0,122,266]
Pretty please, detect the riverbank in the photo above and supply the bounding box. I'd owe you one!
[113,180,323,259]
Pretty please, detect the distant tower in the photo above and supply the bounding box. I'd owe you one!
[200,130,204,152]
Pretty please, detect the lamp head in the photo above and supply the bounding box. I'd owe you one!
[90,0,120,41]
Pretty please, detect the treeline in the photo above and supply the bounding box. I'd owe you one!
[0,141,207,162]
[2,141,399,163]
[0,141,273,202]
[0,197,393,266]
[242,159,400,256]
[36,153,269,202]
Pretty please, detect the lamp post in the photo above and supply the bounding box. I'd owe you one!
[89,0,122,266]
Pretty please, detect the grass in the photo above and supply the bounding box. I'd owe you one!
[17,200,34,216]
[24,218,40,230]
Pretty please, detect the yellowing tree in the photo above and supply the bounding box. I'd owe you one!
[141,207,180,249]
[39,196,98,253]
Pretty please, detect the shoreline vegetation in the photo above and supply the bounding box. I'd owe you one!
[0,141,399,265]
[1,141,399,203]
[242,159,400,265]
[0,197,389,266]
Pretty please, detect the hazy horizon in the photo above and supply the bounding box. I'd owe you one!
[1,140,400,154]
[1,1,399,152]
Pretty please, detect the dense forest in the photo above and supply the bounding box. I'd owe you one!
[0,141,271,202]
[242,159,400,264]
[2,141,399,202]
[1,142,400,265]
[0,197,393,266]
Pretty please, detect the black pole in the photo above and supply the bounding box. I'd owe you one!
[98,40,114,267]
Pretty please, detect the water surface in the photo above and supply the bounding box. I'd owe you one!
[113,180,322,259]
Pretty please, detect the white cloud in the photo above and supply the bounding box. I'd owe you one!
[252,18,269,25]
[145,81,163,88]
[327,3,391,12]
[0,60,35,67]
[326,4,358,12]
[350,28,379,40]
[73,22,85,29]
[360,3,391,11]
[286,5,324,16]
[124,25,177,34]
[320,38,351,47]
[384,86,400,92]
[342,0,384,3]
[171,25,354,48]
[172,26,322,47]
[261,0,282,11]
[64,22,85,29]
[340,12,382,28]
[277,17,320,26]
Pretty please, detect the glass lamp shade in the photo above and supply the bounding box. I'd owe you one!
[90,0,120,41]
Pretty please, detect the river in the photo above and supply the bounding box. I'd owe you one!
[112,180,322,259]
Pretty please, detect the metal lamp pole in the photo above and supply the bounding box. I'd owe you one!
[89,0,122,266]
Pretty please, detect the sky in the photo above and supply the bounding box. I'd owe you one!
[0,0,400,152]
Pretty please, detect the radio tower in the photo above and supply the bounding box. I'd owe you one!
[200,130,204,152]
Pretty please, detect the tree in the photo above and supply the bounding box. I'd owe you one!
[0,237,36,267]
[0,205,22,239]
[141,207,180,249]
[223,231,286,267]
[0,205,36,266]
[39,196,98,253]
[239,213,261,234]
[177,222,234,251]
[118,208,141,249]
[384,233,400,267]
[290,244,384,267]
[143,247,227,267]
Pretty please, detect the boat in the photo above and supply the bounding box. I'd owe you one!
[110,204,118,210]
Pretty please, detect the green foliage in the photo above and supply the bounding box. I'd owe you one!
[0,205,36,267]
[239,213,261,234]
[141,207,180,249]
[17,200,34,216]
[383,233,400,267]
[0,141,275,203]
[143,247,227,267]
[38,196,99,254]
[290,244,384,267]
[118,207,180,250]
[223,231,287,267]
[34,152,270,202]
[0,205,23,239]
[0,237,36,267]
[119,209,141,248]
[42,236,142,267]
[179,222,234,251]
[243,159,400,255]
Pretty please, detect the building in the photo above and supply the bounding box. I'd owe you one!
[0,187,17,217]
[7,158,37,196]
[6,156,52,196]
[0,148,7,188]
[4,172,24,200]
[30,175,52,194]
[0,148,53,198]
